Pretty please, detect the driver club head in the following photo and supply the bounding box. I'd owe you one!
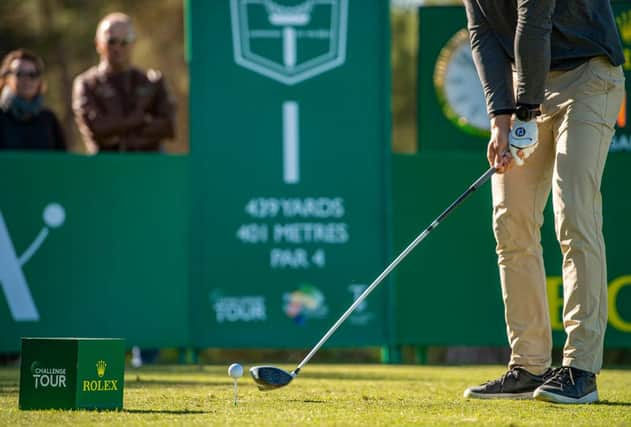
[249,366,295,391]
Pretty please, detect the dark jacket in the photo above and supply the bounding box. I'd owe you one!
[464,0,625,116]
[72,63,175,152]
[0,108,66,151]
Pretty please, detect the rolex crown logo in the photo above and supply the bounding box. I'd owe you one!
[96,360,107,378]
[617,11,631,45]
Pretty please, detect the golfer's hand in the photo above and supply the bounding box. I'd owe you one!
[487,115,516,174]
[509,118,539,166]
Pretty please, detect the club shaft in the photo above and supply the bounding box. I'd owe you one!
[294,167,496,373]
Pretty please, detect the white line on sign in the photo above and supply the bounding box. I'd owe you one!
[283,27,297,69]
[283,101,299,184]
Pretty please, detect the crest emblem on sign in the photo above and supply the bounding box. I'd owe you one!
[230,0,348,85]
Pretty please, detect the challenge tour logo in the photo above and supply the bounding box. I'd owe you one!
[283,283,328,324]
[0,203,66,322]
[82,360,119,392]
[30,361,67,390]
[210,289,267,323]
[230,0,348,85]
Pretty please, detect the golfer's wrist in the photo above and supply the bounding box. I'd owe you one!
[491,114,511,131]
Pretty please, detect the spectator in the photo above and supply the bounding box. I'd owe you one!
[73,12,175,152]
[0,49,66,150]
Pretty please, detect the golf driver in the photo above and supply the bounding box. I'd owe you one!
[250,167,496,391]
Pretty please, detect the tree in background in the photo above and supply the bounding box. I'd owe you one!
[391,7,418,153]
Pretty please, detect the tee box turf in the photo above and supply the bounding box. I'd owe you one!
[19,337,125,410]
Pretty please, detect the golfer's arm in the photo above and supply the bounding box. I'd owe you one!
[464,1,515,117]
[514,0,555,107]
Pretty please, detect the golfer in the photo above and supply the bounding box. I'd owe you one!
[462,1,625,404]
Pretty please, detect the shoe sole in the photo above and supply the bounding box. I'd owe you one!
[463,389,534,400]
[533,389,598,404]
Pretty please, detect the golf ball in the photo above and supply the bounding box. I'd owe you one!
[228,363,243,378]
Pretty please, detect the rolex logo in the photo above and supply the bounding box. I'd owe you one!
[96,360,107,378]
[83,360,118,392]
[617,11,631,45]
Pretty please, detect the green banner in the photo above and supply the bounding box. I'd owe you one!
[393,152,631,347]
[188,0,393,348]
[0,153,190,352]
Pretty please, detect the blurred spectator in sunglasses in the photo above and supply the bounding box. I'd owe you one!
[0,49,67,151]
[72,12,175,152]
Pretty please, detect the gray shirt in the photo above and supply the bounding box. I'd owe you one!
[464,0,625,117]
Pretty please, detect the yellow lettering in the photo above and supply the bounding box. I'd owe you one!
[546,276,564,330]
[608,275,631,332]
[81,379,119,392]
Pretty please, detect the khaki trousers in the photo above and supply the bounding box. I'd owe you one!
[492,57,625,374]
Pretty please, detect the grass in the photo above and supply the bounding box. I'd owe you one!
[2,364,631,426]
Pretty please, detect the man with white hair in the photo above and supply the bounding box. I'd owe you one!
[73,13,175,152]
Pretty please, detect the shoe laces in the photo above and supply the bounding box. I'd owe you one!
[487,368,520,387]
[548,367,575,387]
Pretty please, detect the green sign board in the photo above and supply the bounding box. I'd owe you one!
[0,154,189,352]
[188,0,393,348]
[19,338,124,410]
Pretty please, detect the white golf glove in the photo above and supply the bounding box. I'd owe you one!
[509,118,538,166]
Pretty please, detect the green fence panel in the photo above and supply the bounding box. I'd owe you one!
[0,153,190,352]
[393,152,631,347]
[188,0,393,348]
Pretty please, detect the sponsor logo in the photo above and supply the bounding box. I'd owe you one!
[30,361,67,390]
[610,133,631,152]
[82,359,118,392]
[348,284,374,326]
[230,0,348,85]
[211,290,267,323]
[283,283,327,324]
[0,203,66,322]
[547,275,631,333]
[96,360,107,378]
